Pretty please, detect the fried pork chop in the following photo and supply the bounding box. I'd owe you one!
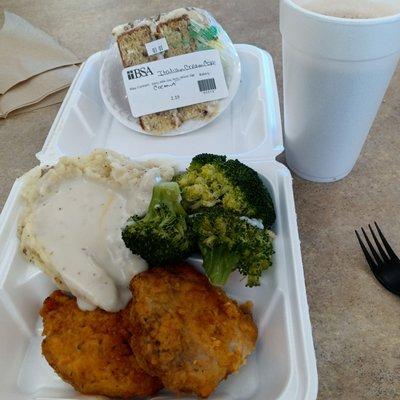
[40,290,162,398]
[128,264,258,397]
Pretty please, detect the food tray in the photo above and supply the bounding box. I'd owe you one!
[0,44,318,400]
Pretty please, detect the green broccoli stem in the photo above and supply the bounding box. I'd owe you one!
[145,182,186,219]
[200,244,239,286]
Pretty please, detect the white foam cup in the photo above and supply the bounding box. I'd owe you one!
[280,0,400,182]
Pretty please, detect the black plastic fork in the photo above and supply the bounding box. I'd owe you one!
[355,222,400,296]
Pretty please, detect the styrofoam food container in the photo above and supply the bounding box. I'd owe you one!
[0,44,318,400]
[100,42,241,136]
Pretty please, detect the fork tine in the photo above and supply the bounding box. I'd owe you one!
[355,230,378,270]
[374,222,398,260]
[361,227,383,265]
[368,224,390,263]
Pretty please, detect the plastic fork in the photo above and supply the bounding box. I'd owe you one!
[355,222,400,296]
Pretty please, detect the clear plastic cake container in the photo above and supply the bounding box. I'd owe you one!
[0,44,318,400]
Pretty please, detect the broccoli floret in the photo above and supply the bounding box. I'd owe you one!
[190,209,274,287]
[122,182,194,266]
[188,153,227,170]
[175,153,276,227]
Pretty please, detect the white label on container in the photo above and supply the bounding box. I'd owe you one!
[122,49,228,118]
[145,38,169,56]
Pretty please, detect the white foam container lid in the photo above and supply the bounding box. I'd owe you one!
[0,44,318,400]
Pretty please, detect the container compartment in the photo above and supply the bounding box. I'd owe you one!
[0,44,317,400]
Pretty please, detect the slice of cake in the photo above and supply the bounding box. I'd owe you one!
[113,22,181,134]
[157,12,219,124]
[113,24,157,67]
[156,15,196,57]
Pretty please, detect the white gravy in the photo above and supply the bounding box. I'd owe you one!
[31,176,154,311]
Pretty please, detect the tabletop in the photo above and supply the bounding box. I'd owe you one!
[0,1,399,399]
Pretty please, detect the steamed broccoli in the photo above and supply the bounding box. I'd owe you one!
[175,153,276,227]
[190,208,274,287]
[122,181,194,266]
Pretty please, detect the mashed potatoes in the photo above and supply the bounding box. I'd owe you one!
[18,149,176,311]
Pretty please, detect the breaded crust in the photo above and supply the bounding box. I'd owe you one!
[128,264,258,397]
[40,291,162,398]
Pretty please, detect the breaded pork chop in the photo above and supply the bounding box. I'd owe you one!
[128,264,258,398]
[40,291,162,398]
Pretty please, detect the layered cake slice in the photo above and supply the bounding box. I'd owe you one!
[157,10,219,123]
[156,14,196,57]
[114,24,157,67]
[112,22,181,134]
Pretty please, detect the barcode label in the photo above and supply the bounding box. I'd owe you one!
[145,38,169,56]
[198,78,217,92]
